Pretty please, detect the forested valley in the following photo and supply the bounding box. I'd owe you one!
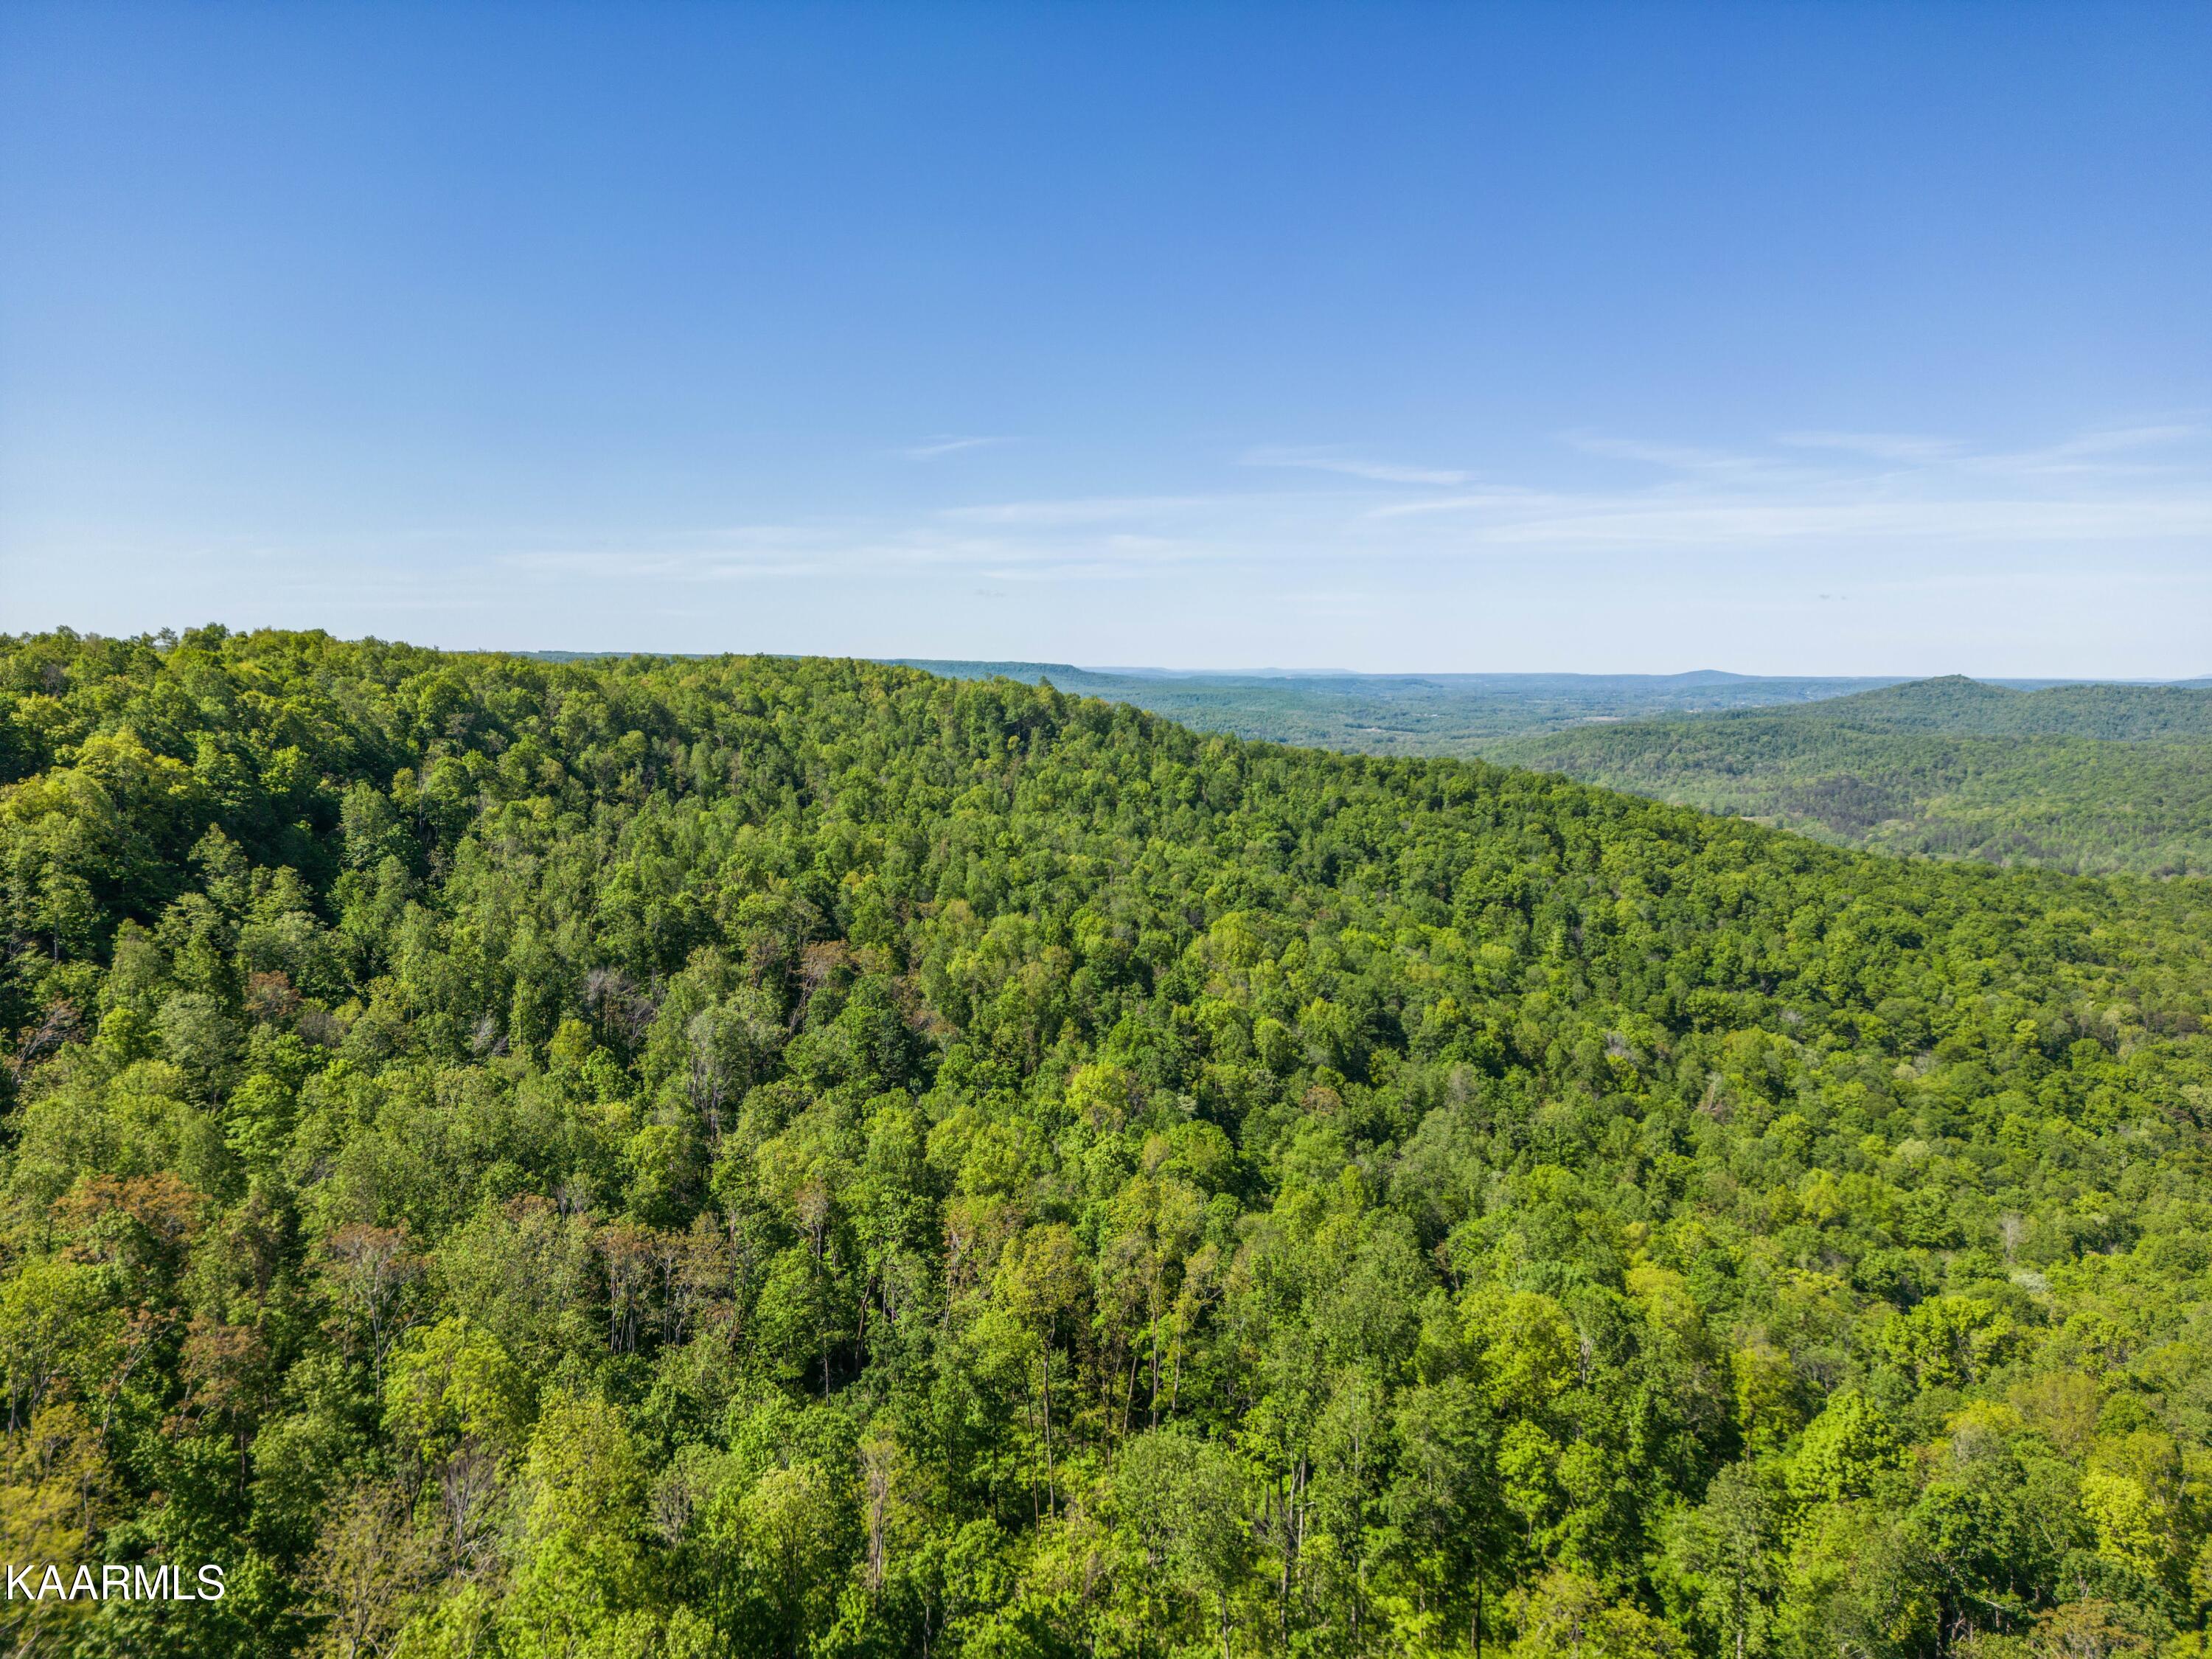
[5,627,2212,1659]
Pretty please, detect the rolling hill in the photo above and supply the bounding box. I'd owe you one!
[1486,677,2212,875]
[888,667,2212,877]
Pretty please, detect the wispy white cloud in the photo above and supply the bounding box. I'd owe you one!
[503,551,833,581]
[1781,422,2205,479]
[1775,431,1968,465]
[1370,420,2212,546]
[1376,492,2212,544]
[469,420,2211,594]
[1558,433,1795,478]
[942,495,1230,527]
[900,435,1015,460]
[1240,446,1470,486]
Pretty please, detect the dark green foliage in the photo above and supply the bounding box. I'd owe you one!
[4,627,2212,1659]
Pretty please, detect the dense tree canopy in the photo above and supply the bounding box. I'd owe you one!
[3,627,2211,1659]
[1488,680,2212,877]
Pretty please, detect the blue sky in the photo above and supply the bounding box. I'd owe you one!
[2,3,2207,675]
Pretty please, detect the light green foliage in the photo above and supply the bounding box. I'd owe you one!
[1,628,2211,1658]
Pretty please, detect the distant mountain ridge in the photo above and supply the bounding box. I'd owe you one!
[884,661,1913,748]
[895,660,1909,695]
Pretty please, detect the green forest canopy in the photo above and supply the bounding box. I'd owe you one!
[888,668,2212,878]
[4,627,2212,1659]
[1486,679,2212,879]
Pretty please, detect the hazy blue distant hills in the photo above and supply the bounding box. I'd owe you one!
[886,661,2208,754]
[898,659,1907,699]
[886,661,1912,749]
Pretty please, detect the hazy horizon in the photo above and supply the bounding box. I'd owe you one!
[21,631,2207,686]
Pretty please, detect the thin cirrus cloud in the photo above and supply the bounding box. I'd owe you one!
[1239,445,1471,486]
[1379,421,2212,545]
[899,435,1017,460]
[495,514,1222,585]
[940,495,1236,528]
[499,524,848,582]
[1373,492,2212,546]
[479,421,2212,591]
[504,550,835,581]
[1775,431,1972,465]
[1557,432,1818,480]
[1777,422,2205,479]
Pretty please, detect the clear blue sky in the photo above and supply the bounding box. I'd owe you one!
[3,2,2207,675]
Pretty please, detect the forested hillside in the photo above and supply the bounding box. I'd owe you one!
[1489,680,2212,877]
[1756,678,2212,742]
[895,669,2212,876]
[5,628,2212,1659]
[894,665,1904,754]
